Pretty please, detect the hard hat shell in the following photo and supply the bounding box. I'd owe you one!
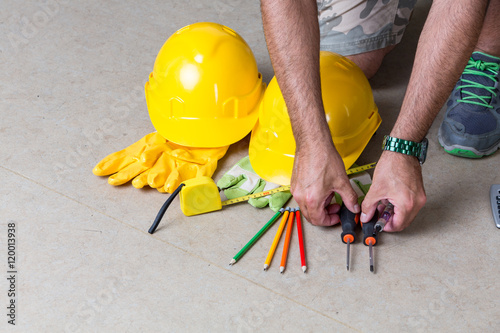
[145,22,265,147]
[249,51,381,185]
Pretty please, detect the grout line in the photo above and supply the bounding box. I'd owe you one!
[1,165,360,331]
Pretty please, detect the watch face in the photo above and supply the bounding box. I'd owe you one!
[419,138,429,165]
[382,135,388,149]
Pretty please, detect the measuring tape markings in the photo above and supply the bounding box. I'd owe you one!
[221,162,377,206]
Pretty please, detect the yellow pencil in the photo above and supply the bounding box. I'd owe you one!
[263,207,290,271]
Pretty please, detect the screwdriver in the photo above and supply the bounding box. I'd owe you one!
[374,202,394,234]
[362,211,379,273]
[340,204,359,271]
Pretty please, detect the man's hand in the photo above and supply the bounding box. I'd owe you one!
[291,139,360,226]
[360,151,426,232]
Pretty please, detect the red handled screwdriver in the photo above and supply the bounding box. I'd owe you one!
[362,211,379,273]
[340,204,359,271]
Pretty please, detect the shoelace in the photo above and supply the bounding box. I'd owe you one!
[457,58,499,108]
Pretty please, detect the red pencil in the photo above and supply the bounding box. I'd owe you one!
[296,208,307,273]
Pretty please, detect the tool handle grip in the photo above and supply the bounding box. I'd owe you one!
[362,211,379,246]
[340,204,358,244]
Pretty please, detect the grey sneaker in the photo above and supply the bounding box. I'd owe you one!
[438,51,500,158]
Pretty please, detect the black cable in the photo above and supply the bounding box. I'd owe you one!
[148,183,185,234]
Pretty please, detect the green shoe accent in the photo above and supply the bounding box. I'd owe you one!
[443,147,484,158]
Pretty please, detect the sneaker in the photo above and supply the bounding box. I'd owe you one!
[438,51,500,158]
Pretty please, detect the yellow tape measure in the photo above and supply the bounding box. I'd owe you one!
[221,162,377,206]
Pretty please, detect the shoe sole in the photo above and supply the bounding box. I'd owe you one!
[439,140,500,158]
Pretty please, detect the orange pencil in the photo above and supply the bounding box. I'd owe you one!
[280,208,295,274]
[264,208,290,271]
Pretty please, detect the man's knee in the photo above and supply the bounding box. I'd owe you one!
[347,45,395,79]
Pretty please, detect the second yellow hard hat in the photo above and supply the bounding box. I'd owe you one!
[249,51,381,185]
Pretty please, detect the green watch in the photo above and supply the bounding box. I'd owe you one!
[382,135,428,165]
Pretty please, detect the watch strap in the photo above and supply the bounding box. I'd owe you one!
[382,135,423,157]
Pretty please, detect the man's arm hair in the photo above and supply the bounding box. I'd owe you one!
[391,0,488,141]
[261,0,332,149]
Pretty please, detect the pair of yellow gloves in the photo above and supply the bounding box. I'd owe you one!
[93,132,228,193]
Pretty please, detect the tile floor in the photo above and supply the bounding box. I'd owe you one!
[1,0,499,332]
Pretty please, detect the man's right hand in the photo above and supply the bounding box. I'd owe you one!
[290,139,360,226]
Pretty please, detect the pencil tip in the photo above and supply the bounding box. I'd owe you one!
[280,267,284,274]
[370,265,374,273]
[302,266,307,273]
[229,259,236,266]
[263,264,268,271]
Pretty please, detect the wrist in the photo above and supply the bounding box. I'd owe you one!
[295,126,334,151]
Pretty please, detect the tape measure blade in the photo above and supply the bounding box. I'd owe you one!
[221,185,291,206]
[221,162,375,206]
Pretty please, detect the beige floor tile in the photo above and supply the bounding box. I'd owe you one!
[0,167,353,332]
[1,0,499,332]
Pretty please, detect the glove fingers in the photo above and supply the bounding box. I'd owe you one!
[156,186,168,193]
[224,187,253,199]
[268,192,293,212]
[93,151,136,176]
[93,132,161,176]
[198,160,219,178]
[247,179,270,208]
[108,161,149,186]
[248,197,270,209]
[132,170,149,189]
[248,192,292,212]
[163,168,181,193]
[147,153,176,188]
[217,174,246,190]
[140,143,171,167]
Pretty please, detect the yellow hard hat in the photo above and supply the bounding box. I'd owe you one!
[145,22,265,148]
[249,51,381,185]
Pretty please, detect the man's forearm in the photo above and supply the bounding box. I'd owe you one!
[391,0,488,141]
[260,0,331,149]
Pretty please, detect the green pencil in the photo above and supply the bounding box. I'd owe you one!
[229,208,284,265]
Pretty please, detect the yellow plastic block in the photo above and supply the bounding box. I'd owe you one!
[179,177,222,216]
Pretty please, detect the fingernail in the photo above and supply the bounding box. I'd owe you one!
[360,212,367,222]
[354,204,360,213]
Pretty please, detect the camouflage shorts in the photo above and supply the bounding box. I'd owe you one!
[318,0,417,55]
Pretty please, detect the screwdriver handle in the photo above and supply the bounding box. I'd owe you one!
[362,211,379,246]
[340,204,359,244]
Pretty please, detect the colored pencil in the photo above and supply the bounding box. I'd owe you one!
[295,208,307,273]
[280,208,295,273]
[263,208,290,271]
[229,208,284,265]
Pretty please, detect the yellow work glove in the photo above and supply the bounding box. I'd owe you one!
[93,132,229,193]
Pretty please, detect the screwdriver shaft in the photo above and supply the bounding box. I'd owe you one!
[369,241,374,273]
[346,239,351,271]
